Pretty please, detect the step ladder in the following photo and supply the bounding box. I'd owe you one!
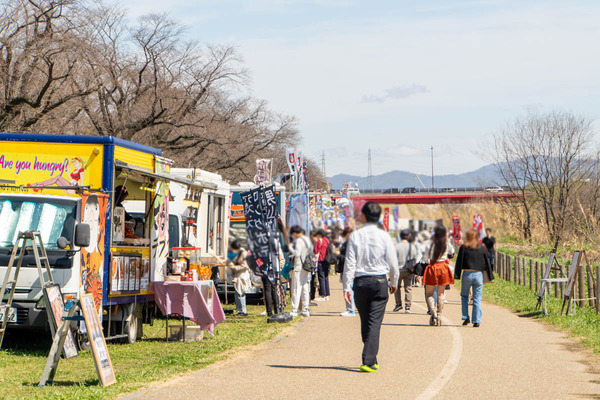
[0,231,54,348]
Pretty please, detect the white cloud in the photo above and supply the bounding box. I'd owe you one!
[362,84,428,103]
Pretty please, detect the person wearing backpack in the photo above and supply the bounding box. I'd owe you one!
[289,225,313,317]
[314,229,332,301]
[393,229,418,313]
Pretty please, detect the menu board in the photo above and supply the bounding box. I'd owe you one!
[241,185,279,277]
[80,294,116,386]
[110,254,142,294]
[140,258,150,291]
[43,284,79,359]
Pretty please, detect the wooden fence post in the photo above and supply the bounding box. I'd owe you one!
[523,260,527,287]
[529,259,533,290]
[585,265,594,307]
[577,266,585,307]
[508,256,512,282]
[596,266,600,314]
[535,261,539,292]
[554,265,559,298]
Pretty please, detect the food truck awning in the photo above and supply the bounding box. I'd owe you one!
[115,161,218,190]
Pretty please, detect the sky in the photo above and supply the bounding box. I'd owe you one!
[114,0,600,178]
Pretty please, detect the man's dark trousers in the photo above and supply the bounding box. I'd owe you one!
[353,275,389,367]
[261,275,278,316]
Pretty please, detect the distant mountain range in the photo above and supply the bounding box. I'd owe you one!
[326,164,503,190]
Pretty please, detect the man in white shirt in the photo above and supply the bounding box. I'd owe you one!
[343,202,399,373]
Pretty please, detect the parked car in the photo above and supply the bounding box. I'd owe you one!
[439,187,455,193]
[485,186,504,192]
[401,187,417,193]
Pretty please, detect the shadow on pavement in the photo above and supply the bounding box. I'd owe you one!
[268,365,362,373]
[383,322,462,327]
[518,311,543,318]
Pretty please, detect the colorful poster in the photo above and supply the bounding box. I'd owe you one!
[151,157,171,282]
[80,192,109,315]
[0,142,103,195]
[117,258,125,292]
[473,214,485,240]
[44,284,79,359]
[140,258,150,291]
[285,149,297,188]
[288,193,309,234]
[110,257,119,294]
[253,159,271,185]
[296,152,303,192]
[452,216,462,242]
[392,206,399,232]
[383,208,390,232]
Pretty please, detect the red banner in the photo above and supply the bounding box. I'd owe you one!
[473,214,485,240]
[383,208,390,232]
[452,216,462,242]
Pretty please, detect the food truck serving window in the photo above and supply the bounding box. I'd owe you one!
[112,168,154,246]
[0,197,76,249]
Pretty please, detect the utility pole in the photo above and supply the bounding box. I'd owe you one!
[368,148,373,191]
[321,150,326,178]
[431,146,435,189]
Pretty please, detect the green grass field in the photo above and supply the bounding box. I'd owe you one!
[467,277,600,353]
[0,303,297,400]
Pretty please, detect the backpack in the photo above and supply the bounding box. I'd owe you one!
[324,239,337,265]
[299,236,315,273]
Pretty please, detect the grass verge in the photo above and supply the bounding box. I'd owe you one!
[471,278,600,354]
[0,302,298,400]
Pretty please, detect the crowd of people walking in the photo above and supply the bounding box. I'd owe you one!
[228,202,496,372]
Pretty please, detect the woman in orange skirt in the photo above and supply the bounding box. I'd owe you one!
[423,226,455,326]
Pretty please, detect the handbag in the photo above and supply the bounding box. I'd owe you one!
[483,270,492,283]
[413,262,428,277]
[280,260,292,281]
[405,244,418,273]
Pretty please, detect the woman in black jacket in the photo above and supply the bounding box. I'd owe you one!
[454,229,494,327]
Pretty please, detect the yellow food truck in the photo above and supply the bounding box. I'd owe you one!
[0,133,196,344]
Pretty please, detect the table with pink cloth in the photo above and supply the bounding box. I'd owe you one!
[151,280,226,335]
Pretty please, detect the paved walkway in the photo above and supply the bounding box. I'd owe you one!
[123,279,600,399]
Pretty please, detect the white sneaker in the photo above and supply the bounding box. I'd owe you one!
[405,308,412,314]
[260,310,267,316]
[315,297,327,302]
[290,311,298,318]
[444,300,448,304]
[340,311,356,317]
[300,310,310,317]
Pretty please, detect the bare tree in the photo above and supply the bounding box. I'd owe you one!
[0,0,94,131]
[0,1,302,183]
[76,5,246,141]
[486,110,595,241]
